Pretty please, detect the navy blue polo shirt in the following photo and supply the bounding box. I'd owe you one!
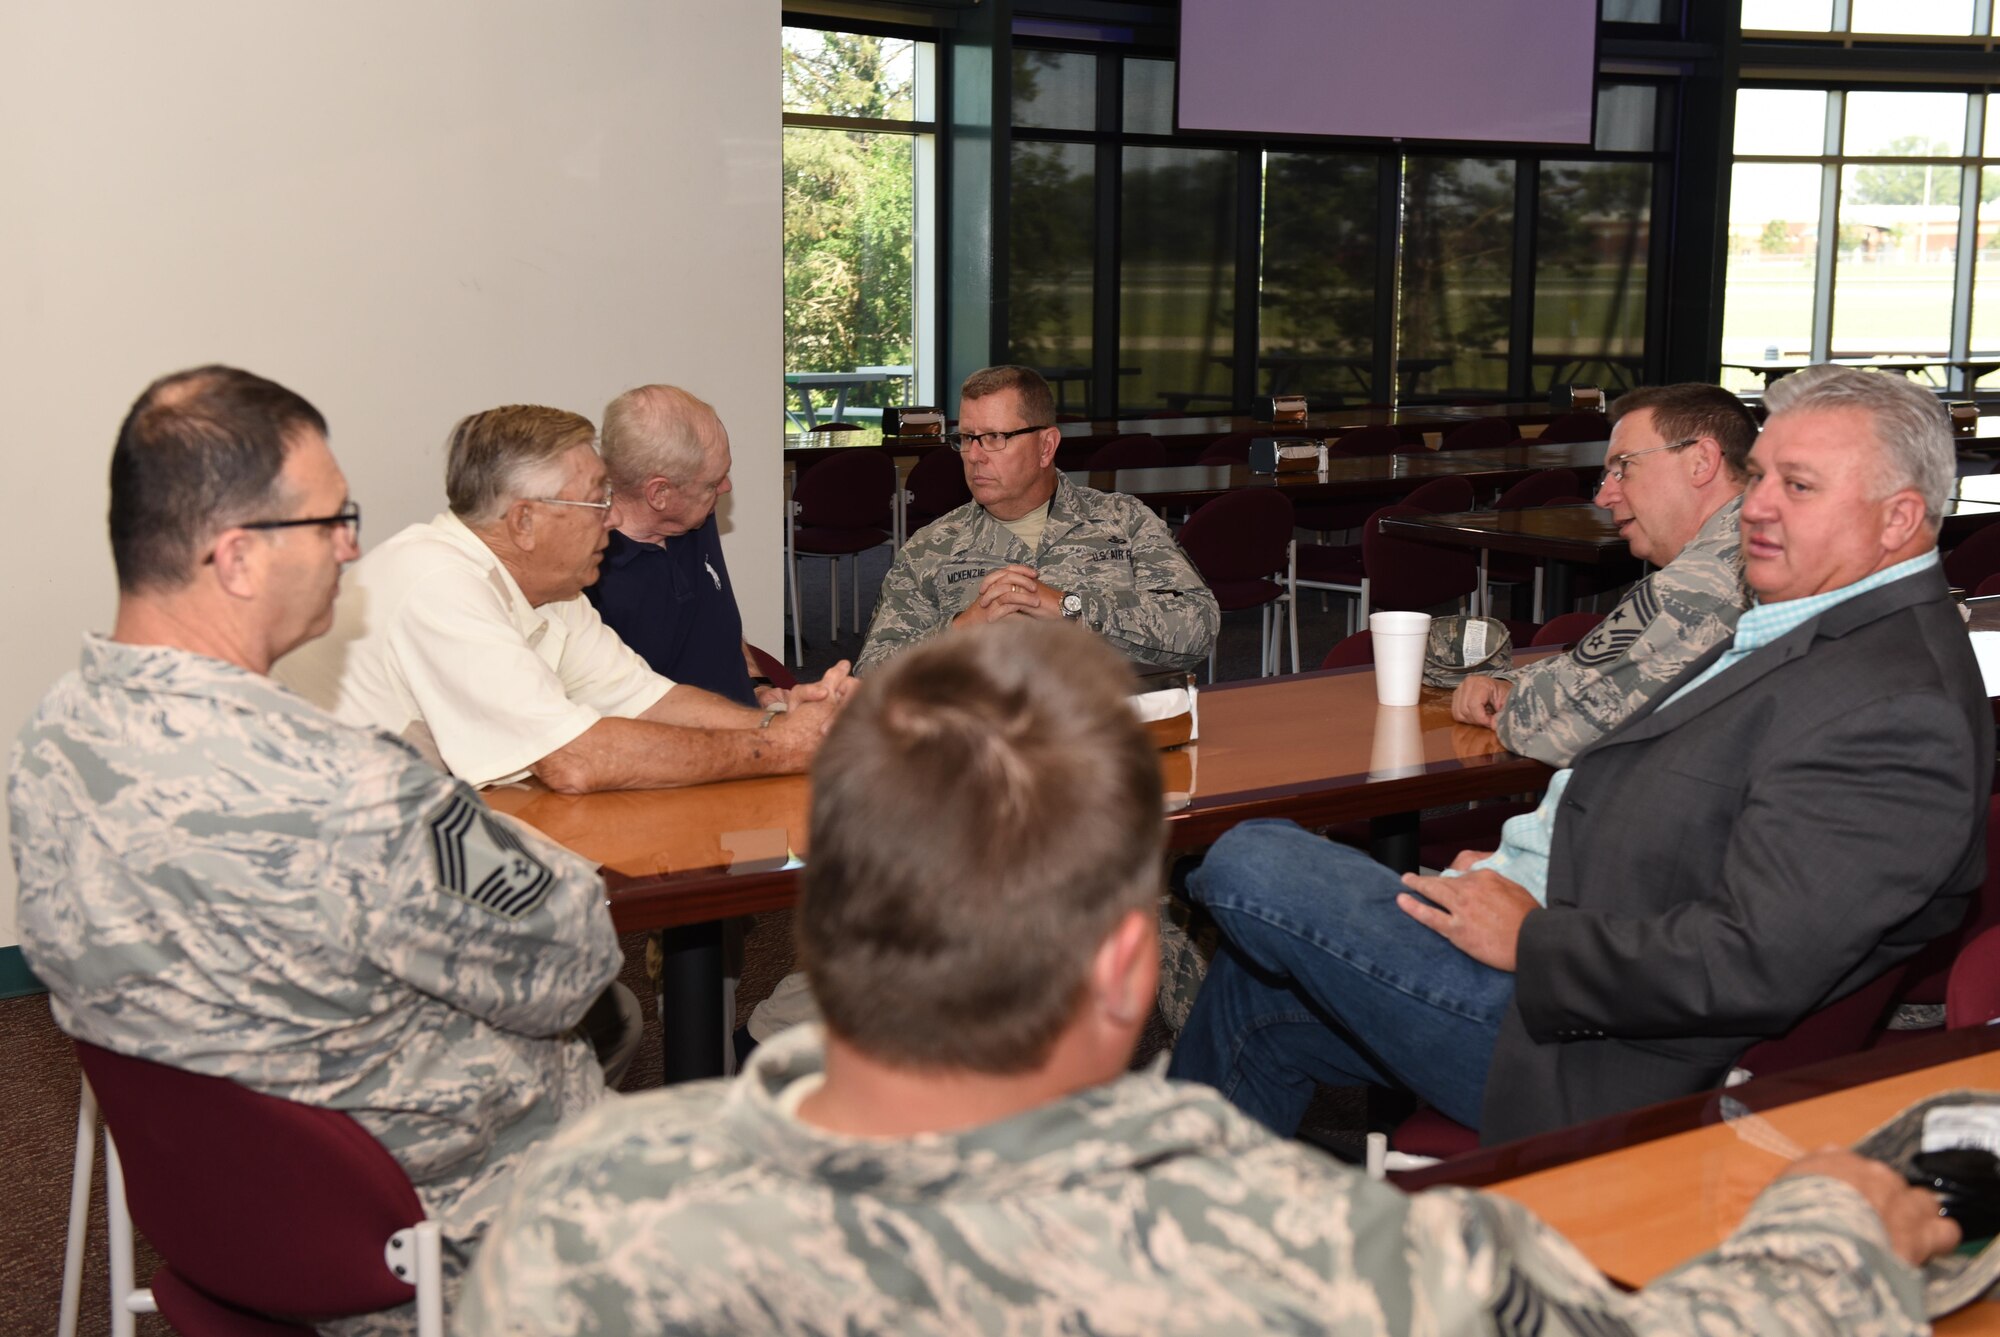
[587,514,757,707]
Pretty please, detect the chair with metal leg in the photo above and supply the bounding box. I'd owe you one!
[1176,490,1298,681]
[1436,417,1520,452]
[1534,410,1609,444]
[61,1041,445,1337]
[787,448,896,665]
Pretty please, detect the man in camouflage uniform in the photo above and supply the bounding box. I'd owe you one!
[9,367,624,1334]
[459,621,1958,1337]
[855,364,1217,677]
[1452,382,1758,766]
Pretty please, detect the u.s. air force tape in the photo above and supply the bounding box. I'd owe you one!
[427,793,555,919]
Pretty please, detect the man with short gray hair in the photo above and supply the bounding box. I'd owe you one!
[279,404,848,793]
[460,620,1962,1337]
[1175,364,1991,1145]
[856,364,1217,676]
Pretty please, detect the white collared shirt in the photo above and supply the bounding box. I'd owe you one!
[275,511,672,787]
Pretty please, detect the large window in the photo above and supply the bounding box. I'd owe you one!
[1742,0,1977,34]
[1008,51,1099,414]
[1721,86,1999,394]
[781,28,935,433]
[1119,145,1238,414]
[1003,47,1658,414]
[1400,158,1518,400]
[1259,152,1380,404]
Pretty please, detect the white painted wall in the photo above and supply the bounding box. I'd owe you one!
[0,2,781,948]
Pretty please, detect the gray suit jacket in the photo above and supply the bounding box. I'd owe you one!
[1482,564,1992,1145]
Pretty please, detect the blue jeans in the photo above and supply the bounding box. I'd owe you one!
[1166,820,1514,1136]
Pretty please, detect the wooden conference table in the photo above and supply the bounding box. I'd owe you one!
[1063,438,1610,511]
[1052,400,1560,440]
[484,663,1556,1079]
[1397,1023,2000,1331]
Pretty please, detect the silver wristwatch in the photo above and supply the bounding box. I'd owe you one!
[1061,593,1084,621]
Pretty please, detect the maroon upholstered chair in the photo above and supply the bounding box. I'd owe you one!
[1480,469,1585,620]
[1946,927,2000,1028]
[1534,410,1611,444]
[1530,610,1607,647]
[1297,477,1477,633]
[1496,468,1583,511]
[1893,795,2000,1009]
[1197,431,1255,465]
[1364,502,1480,615]
[1087,434,1168,470]
[1943,522,2000,592]
[1733,960,1914,1078]
[1437,417,1520,452]
[1292,426,1419,537]
[1328,424,1410,458]
[900,446,973,537]
[1319,629,1374,669]
[1176,489,1298,679]
[70,1041,441,1337]
[788,447,896,663]
[746,643,799,693]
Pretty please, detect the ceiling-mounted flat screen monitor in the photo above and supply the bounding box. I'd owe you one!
[1177,0,1600,148]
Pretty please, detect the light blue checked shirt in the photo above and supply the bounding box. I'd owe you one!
[1449,550,1943,902]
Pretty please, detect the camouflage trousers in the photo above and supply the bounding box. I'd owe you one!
[1156,892,1222,1036]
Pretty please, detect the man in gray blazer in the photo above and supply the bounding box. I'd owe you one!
[1171,364,1992,1145]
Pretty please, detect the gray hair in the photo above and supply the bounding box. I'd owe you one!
[601,385,717,489]
[1762,364,1954,527]
[444,405,596,525]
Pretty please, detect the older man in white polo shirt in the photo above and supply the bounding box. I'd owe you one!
[278,404,849,792]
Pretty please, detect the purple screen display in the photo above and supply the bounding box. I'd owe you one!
[1178,0,1599,146]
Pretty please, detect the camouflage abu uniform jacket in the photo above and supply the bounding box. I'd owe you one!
[1493,493,1747,766]
[856,473,1219,676]
[458,1024,1930,1337]
[9,637,623,1260]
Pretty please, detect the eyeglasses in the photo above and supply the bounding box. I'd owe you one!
[947,425,1051,453]
[238,499,361,541]
[531,486,614,512]
[1600,437,1699,484]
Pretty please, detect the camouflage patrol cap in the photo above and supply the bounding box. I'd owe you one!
[1422,614,1514,689]
[1852,1089,2000,1317]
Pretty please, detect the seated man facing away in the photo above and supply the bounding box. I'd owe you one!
[1453,382,1756,765]
[278,403,849,793]
[10,368,624,1326]
[855,364,1217,677]
[588,383,783,709]
[459,620,1957,1337]
[1172,364,1992,1146]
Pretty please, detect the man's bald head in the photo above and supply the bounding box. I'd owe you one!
[601,385,721,490]
[601,385,735,543]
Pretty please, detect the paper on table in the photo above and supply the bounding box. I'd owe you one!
[1131,686,1197,733]
[1971,631,2000,696]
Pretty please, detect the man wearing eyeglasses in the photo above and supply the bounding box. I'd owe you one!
[1173,365,1989,1146]
[854,365,1217,677]
[12,368,626,1323]
[1450,383,1758,766]
[278,404,846,794]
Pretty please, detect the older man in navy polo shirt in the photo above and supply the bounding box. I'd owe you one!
[591,385,805,708]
